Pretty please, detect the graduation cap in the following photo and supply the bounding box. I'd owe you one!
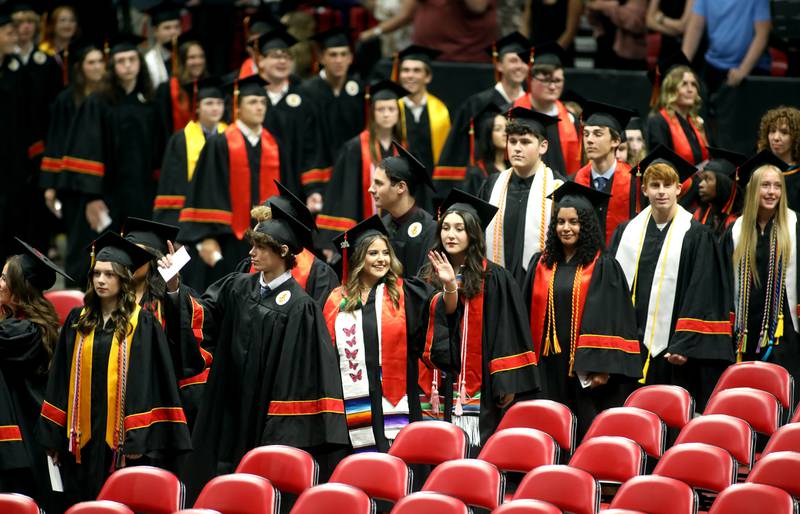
[527,41,567,69]
[704,146,748,177]
[0,6,15,27]
[380,140,435,191]
[254,27,298,54]
[122,217,179,256]
[9,2,38,15]
[486,31,530,59]
[187,76,223,101]
[548,180,611,213]
[398,44,440,66]
[368,79,409,101]
[440,188,499,231]
[311,27,351,50]
[636,144,697,184]
[332,215,389,283]
[14,237,73,291]
[560,90,586,109]
[254,200,312,255]
[67,38,105,62]
[735,149,790,187]
[108,32,146,56]
[88,231,155,272]
[223,74,267,98]
[506,106,559,138]
[626,116,644,132]
[266,180,318,232]
[146,1,182,26]
[581,100,636,136]
[246,8,284,39]
[648,51,693,107]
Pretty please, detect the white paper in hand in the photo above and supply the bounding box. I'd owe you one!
[158,245,191,283]
[48,455,63,492]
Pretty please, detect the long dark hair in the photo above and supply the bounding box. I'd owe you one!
[476,113,505,172]
[178,40,208,82]
[71,47,106,105]
[101,49,153,103]
[74,261,138,340]
[420,208,486,298]
[542,205,604,267]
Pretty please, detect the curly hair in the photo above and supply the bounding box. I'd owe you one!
[341,233,402,312]
[246,228,298,270]
[541,205,604,267]
[1,256,60,372]
[419,209,486,298]
[657,65,702,118]
[75,261,138,341]
[758,106,800,163]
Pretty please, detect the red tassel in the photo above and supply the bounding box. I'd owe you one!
[390,52,399,82]
[311,44,319,75]
[232,78,239,122]
[635,164,642,213]
[341,233,350,285]
[649,65,661,109]
[526,47,535,93]
[492,43,499,83]
[243,15,251,45]
[578,114,585,167]
[722,167,740,214]
[171,34,179,77]
[468,118,475,167]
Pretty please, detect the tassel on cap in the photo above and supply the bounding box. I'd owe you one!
[171,34,179,77]
[243,15,251,45]
[525,47,535,93]
[364,85,371,131]
[649,65,661,109]
[492,43,499,83]
[391,52,399,82]
[232,77,239,121]
[340,233,350,284]
[468,118,475,167]
[103,39,110,65]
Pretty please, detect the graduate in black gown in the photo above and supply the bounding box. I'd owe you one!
[0,239,69,511]
[419,189,541,445]
[461,102,509,197]
[322,216,450,452]
[722,151,799,389]
[609,146,734,410]
[695,147,746,239]
[479,107,566,288]
[166,202,348,499]
[38,232,192,504]
[524,182,642,438]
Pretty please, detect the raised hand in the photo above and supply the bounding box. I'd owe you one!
[428,250,457,288]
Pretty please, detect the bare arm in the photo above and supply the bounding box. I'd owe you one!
[681,12,705,60]
[558,0,584,49]
[727,19,771,86]
[519,0,531,37]
[587,0,646,34]
[358,0,417,40]
[464,0,491,14]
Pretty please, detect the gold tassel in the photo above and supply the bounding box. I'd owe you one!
[775,314,784,340]
[638,353,651,384]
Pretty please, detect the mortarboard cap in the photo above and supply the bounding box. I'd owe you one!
[506,106,559,138]
[88,231,154,272]
[548,180,611,213]
[704,146,748,177]
[397,44,441,66]
[266,180,318,232]
[380,140,435,191]
[0,6,13,27]
[440,188,499,231]
[581,100,636,135]
[255,27,298,54]
[560,90,586,109]
[14,237,73,291]
[223,74,268,98]
[625,116,644,132]
[108,32,145,56]
[332,215,389,253]
[527,41,567,68]
[735,149,790,187]
[369,79,409,101]
[636,144,697,183]
[487,31,530,58]
[10,2,38,15]
[310,27,351,50]
[122,217,179,256]
[247,8,284,38]
[192,76,224,100]
[254,201,312,254]
[146,1,182,26]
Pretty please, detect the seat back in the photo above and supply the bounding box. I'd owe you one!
[173,510,222,514]
[65,501,135,514]
[194,474,279,514]
[0,494,41,514]
[582,407,666,458]
[624,385,694,429]
[609,475,698,514]
[493,499,563,514]
[792,402,800,423]
[712,361,794,415]
[762,423,800,457]
[653,442,737,493]
[674,414,756,467]
[390,492,469,514]
[290,483,374,514]
[747,451,800,498]
[478,428,559,473]
[709,483,796,514]
[421,458,504,510]
[96,466,183,514]
[329,453,411,503]
[497,400,576,453]
[44,290,84,326]
[704,387,781,436]
[513,465,599,514]
[388,421,468,465]
[569,436,646,484]
[236,445,318,495]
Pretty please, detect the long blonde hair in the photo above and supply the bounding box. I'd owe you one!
[658,65,702,118]
[733,165,792,287]
[341,233,403,312]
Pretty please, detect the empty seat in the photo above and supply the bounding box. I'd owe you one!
[674,414,756,467]
[478,428,559,474]
[329,453,411,503]
[390,492,469,514]
[762,423,800,457]
[653,442,737,493]
[711,361,794,418]
[421,458,504,511]
[194,473,279,514]
[96,466,184,514]
[608,475,698,514]
[624,385,694,429]
[709,483,796,514]
[493,499,563,513]
[388,421,468,466]
[582,407,666,458]
[747,451,800,498]
[601,510,648,514]
[704,387,781,436]
[44,290,84,326]
[290,483,374,514]
[497,400,576,454]
[173,510,222,514]
[0,494,41,514]
[568,436,646,484]
[66,501,135,514]
[513,465,599,514]
[236,445,318,496]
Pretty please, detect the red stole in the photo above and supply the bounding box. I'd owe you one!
[238,58,256,79]
[658,108,709,165]
[169,77,191,131]
[226,125,280,239]
[574,161,633,244]
[512,97,580,174]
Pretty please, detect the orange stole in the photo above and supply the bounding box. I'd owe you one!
[659,108,708,165]
[226,125,280,239]
[292,249,315,290]
[574,161,633,244]
[512,96,581,174]
[169,77,191,131]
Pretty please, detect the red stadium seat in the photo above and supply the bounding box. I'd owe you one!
[44,289,84,326]
[709,483,796,514]
[704,387,782,436]
[388,421,468,465]
[96,466,183,514]
[674,414,756,467]
[0,494,41,514]
[497,400,576,454]
[608,475,698,514]
[582,407,666,458]
[624,385,694,429]
[747,451,800,498]
[602,510,648,514]
[174,511,221,514]
[568,436,646,484]
[65,501,135,514]
[478,428,559,474]
[792,403,800,423]
[390,492,469,514]
[194,474,279,514]
[290,483,374,514]
[513,465,600,514]
[711,361,794,418]
[762,423,800,457]
[653,442,737,493]
[493,499,563,514]
[236,445,318,496]
[421,458,504,510]
[329,453,411,503]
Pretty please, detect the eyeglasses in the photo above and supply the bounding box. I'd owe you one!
[532,76,564,86]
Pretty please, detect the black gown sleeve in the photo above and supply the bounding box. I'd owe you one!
[306,259,340,306]
[317,137,363,243]
[153,130,188,225]
[645,113,672,153]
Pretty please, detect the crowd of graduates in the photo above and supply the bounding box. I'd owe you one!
[2,1,800,513]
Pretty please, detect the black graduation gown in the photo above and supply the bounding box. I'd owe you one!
[0,368,29,490]
[39,88,78,190]
[153,129,191,226]
[693,171,740,240]
[383,206,438,278]
[524,253,642,438]
[462,164,495,198]
[645,112,704,209]
[171,273,348,499]
[609,216,735,409]
[784,165,800,212]
[233,254,340,306]
[402,106,437,213]
[38,308,192,503]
